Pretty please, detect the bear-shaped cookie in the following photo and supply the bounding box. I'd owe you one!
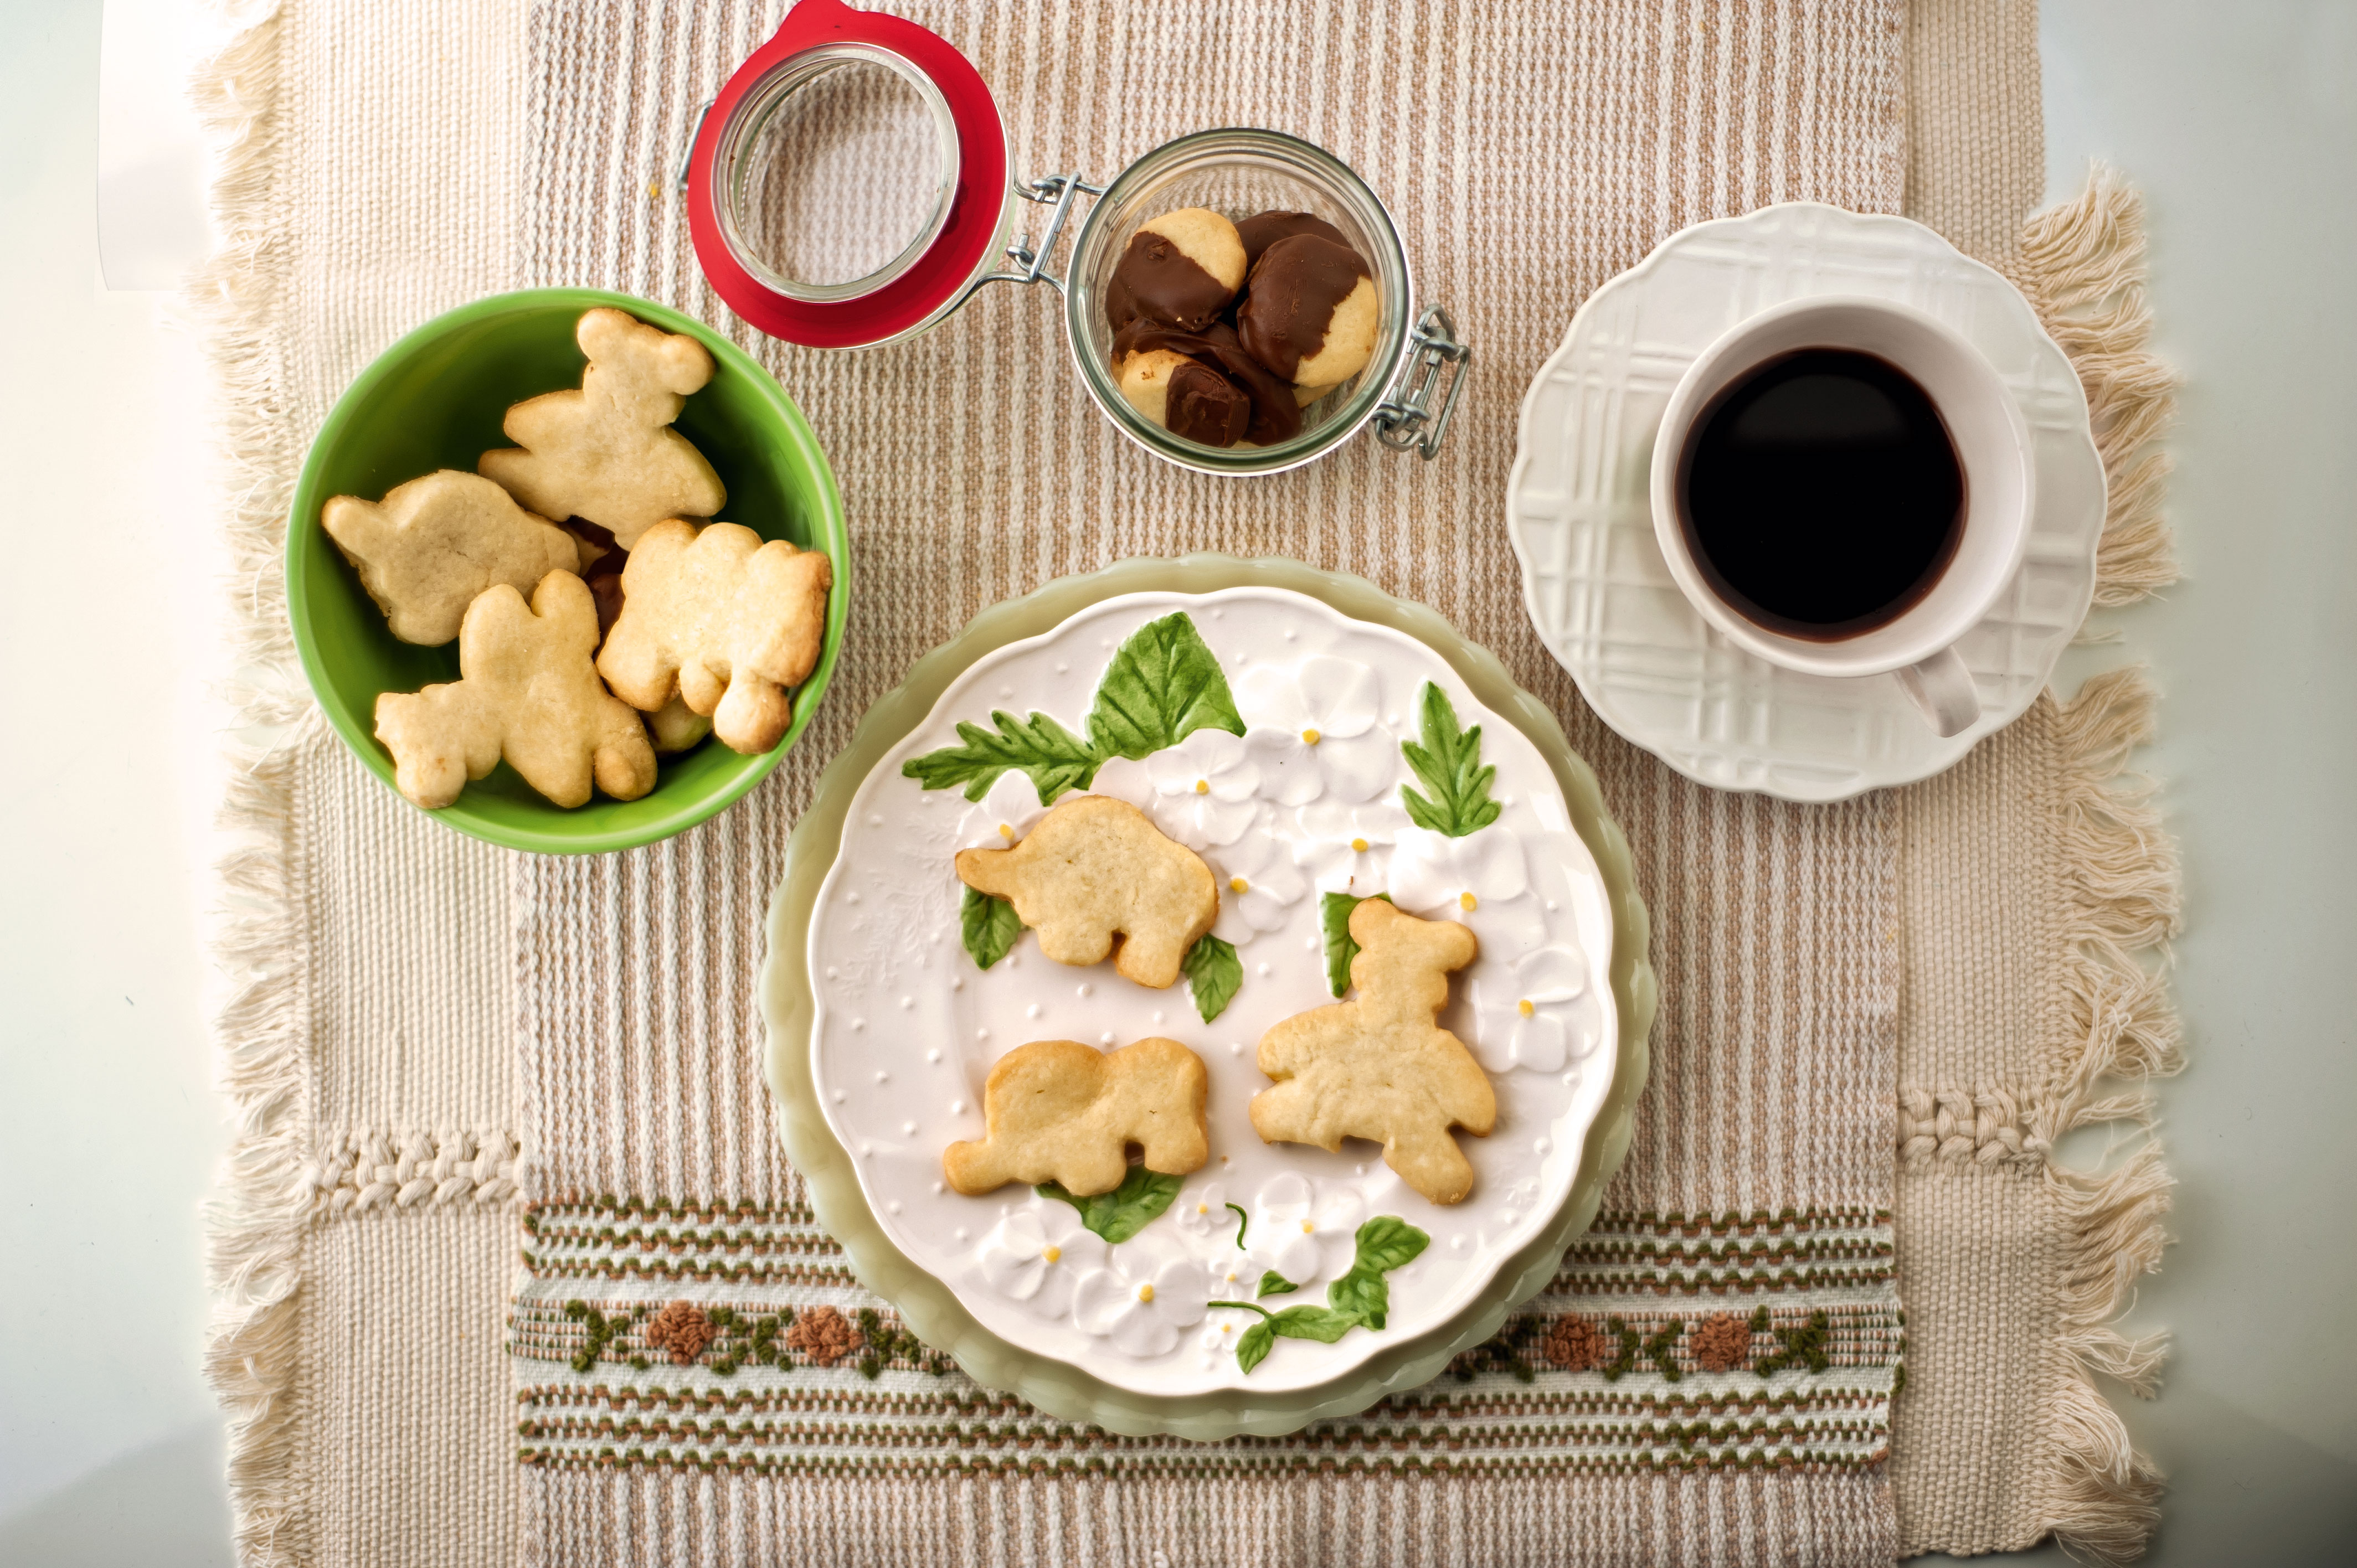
[943,1036,1210,1197]
[1249,898,1496,1204]
[954,795,1218,990]
[478,308,726,548]
[594,518,832,755]
[322,470,580,646]
[373,570,657,809]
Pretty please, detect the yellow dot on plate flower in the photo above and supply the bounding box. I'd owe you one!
[1519,998,1535,1017]
[1042,1246,1061,1263]
[1351,837,1369,853]
[1231,876,1249,894]
[997,822,1015,839]
[1301,728,1321,746]
[1196,1203,1208,1214]
[1138,1283,1156,1303]
[1223,1321,1234,1333]
[1195,778,1210,794]
[1460,891,1478,911]
[1301,1219,1315,1233]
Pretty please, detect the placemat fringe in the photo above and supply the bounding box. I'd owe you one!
[192,4,315,1565]
[2035,665,2180,1565]
[2019,165,2180,608]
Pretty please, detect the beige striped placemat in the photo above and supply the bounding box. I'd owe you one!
[508,1,1908,1561]
[194,1,2178,1564]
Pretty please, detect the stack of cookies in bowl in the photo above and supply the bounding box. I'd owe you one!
[288,290,848,854]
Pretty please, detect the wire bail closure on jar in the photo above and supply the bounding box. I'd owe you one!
[1373,308,1472,460]
[684,0,1469,468]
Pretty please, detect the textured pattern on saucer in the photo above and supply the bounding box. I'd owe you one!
[1507,203,2107,801]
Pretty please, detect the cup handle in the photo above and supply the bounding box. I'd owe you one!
[1894,647,1980,737]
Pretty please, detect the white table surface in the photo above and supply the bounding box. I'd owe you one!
[2,0,2350,1561]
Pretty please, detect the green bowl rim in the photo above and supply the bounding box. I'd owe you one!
[284,286,851,857]
[759,553,1657,1440]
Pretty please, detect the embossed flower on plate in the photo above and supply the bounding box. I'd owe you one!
[955,770,1048,851]
[1388,824,1529,919]
[977,1203,1107,1320]
[1293,797,1416,895]
[1469,945,1596,1073]
[1172,1179,1235,1242]
[1207,832,1309,946]
[1072,1241,1210,1357]
[1237,657,1396,806]
[1244,1172,1366,1287]
[1141,730,1262,849]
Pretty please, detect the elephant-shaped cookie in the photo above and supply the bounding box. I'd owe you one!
[954,795,1218,989]
[943,1037,1211,1197]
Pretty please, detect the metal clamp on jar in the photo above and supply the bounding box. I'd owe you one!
[682,0,1469,475]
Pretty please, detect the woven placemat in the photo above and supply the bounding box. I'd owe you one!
[508,1,1902,1560]
[193,2,2177,1564]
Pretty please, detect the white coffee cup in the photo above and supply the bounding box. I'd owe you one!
[1648,296,2035,737]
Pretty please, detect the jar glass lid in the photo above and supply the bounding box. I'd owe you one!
[717,47,958,303]
[687,0,1010,349]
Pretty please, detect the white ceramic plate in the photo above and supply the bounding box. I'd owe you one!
[804,586,1621,1398]
[1505,203,2106,801]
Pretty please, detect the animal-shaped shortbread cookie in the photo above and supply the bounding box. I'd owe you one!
[374,571,657,809]
[954,795,1218,989]
[944,1037,1210,1196]
[321,470,579,646]
[594,519,832,755]
[1249,898,1496,1204]
[642,694,712,754]
[478,308,726,548]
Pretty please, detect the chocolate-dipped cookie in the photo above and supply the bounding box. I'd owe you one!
[1117,348,1252,447]
[1236,210,1353,273]
[1237,233,1378,389]
[1105,208,1248,334]
[1113,320,1303,446]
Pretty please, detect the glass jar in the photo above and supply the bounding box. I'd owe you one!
[683,0,1469,474]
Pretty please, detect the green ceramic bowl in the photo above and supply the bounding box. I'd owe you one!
[286,288,849,855]
[761,554,1656,1439]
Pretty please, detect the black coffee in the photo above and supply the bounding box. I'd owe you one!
[1677,348,1963,640]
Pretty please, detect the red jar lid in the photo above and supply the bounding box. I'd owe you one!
[686,0,1009,349]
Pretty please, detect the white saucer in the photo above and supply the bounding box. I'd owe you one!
[1505,204,2106,802]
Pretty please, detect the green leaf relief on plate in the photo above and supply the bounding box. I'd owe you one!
[1214,1301,1368,1375]
[901,709,1098,803]
[959,887,1024,970]
[1037,1165,1185,1245]
[1085,611,1247,761]
[1324,1215,1431,1330]
[1317,890,1392,998]
[1254,1270,1299,1299]
[1208,1215,1432,1373]
[1181,933,1243,1024]
[900,612,1243,824]
[1398,682,1502,838]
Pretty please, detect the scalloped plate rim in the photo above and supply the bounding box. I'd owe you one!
[758,553,1656,1440]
